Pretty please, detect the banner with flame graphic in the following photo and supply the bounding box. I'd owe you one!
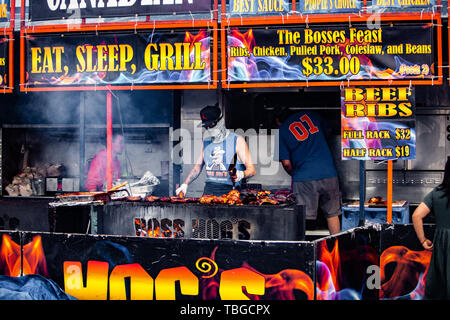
[226,23,435,84]
[315,226,380,300]
[379,224,435,299]
[24,29,212,90]
[1,231,315,300]
[341,86,416,160]
[0,224,437,300]
[0,36,9,90]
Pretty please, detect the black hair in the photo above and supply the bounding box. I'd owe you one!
[437,156,450,205]
[274,107,293,124]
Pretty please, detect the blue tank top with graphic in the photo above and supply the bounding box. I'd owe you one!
[203,132,245,186]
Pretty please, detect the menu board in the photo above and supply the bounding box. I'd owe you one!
[25,29,212,89]
[227,23,435,84]
[341,86,416,160]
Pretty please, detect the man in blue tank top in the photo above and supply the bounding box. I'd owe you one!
[277,109,341,235]
[176,105,256,197]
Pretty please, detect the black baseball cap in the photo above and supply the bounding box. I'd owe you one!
[198,105,222,128]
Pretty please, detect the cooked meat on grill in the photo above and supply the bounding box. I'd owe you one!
[256,198,278,205]
[227,190,241,198]
[102,188,291,206]
[126,196,142,201]
[145,196,160,202]
[369,196,383,204]
[170,196,189,203]
[257,190,271,198]
[199,195,215,204]
[212,196,228,204]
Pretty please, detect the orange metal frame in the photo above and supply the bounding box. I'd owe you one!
[19,0,219,92]
[387,160,393,224]
[2,0,15,93]
[18,0,444,91]
[220,0,443,88]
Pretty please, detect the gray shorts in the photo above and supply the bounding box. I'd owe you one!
[293,176,342,220]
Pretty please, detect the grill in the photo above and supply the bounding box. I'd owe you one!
[95,202,305,241]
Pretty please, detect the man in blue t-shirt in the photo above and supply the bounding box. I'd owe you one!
[277,109,341,235]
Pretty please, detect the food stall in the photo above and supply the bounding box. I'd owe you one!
[0,0,448,303]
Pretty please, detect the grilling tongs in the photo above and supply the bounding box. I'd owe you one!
[228,153,238,190]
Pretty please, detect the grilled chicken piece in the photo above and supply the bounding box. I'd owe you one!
[368,196,383,204]
[257,190,271,199]
[256,198,278,205]
[226,190,241,199]
[170,196,188,203]
[145,196,160,202]
[126,196,142,201]
[199,195,215,204]
[212,196,228,204]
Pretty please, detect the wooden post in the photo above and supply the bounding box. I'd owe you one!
[387,160,393,224]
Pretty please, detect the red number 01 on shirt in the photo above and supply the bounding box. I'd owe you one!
[288,115,319,141]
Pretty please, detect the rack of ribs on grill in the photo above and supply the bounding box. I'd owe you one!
[139,189,296,206]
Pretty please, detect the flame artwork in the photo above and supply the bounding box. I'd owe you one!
[0,234,48,277]
[380,246,431,300]
[316,238,379,300]
[199,246,314,300]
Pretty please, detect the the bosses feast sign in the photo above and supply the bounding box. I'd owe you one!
[29,0,212,21]
[227,23,435,84]
[341,86,416,160]
[25,29,211,88]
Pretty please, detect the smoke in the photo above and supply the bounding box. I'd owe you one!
[12,91,82,125]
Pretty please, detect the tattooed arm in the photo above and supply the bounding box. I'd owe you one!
[183,145,205,185]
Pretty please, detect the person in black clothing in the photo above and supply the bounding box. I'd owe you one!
[413,157,450,299]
